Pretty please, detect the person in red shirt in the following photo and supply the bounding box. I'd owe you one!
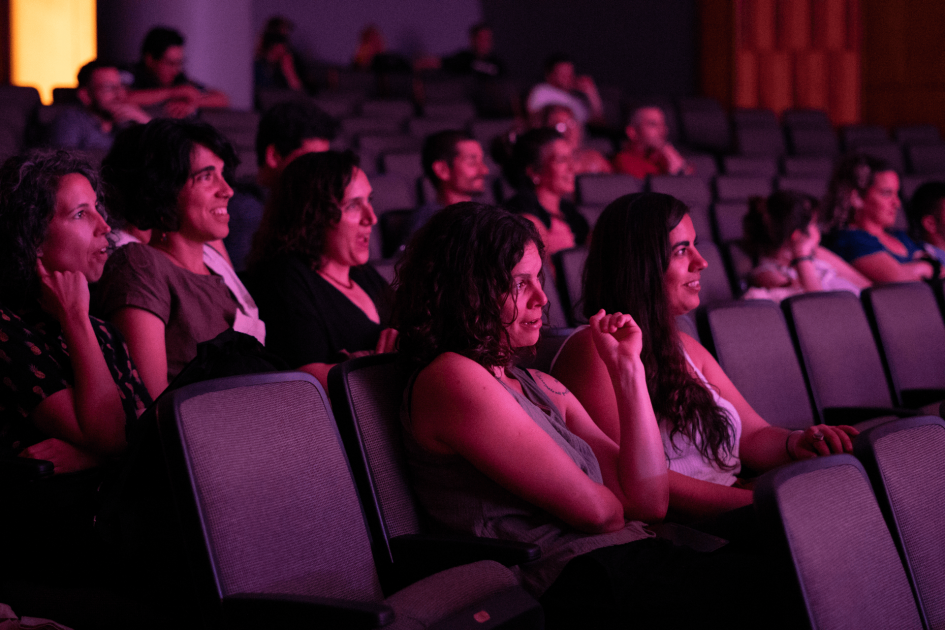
[612,106,692,179]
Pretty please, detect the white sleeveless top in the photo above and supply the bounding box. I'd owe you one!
[550,329,741,486]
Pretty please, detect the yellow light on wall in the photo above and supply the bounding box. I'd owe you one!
[11,0,97,104]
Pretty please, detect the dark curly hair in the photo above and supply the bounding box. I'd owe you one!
[502,127,563,189]
[249,150,359,269]
[743,190,819,259]
[100,118,237,233]
[583,192,737,472]
[394,202,544,369]
[822,153,892,231]
[0,150,100,303]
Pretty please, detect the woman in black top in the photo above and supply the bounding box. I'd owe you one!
[248,150,397,387]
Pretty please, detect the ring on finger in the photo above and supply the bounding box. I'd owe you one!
[811,431,825,442]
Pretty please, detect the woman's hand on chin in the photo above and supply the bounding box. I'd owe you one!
[36,258,90,323]
[588,310,644,374]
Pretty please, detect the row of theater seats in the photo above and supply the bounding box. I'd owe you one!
[523,282,945,432]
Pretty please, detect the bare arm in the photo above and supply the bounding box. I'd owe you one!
[815,246,871,289]
[196,89,230,109]
[110,306,169,400]
[852,251,935,284]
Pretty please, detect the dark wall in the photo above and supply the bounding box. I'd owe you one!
[482,0,697,96]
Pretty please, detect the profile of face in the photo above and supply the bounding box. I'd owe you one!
[83,67,126,114]
[437,140,488,197]
[628,107,669,151]
[532,139,575,197]
[663,214,707,317]
[323,168,377,268]
[546,62,575,91]
[176,144,233,243]
[500,241,547,348]
[40,173,111,282]
[471,27,493,57]
[545,107,581,149]
[921,198,945,243]
[146,44,185,87]
[854,170,901,229]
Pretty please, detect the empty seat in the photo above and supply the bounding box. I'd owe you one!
[776,176,829,200]
[714,176,772,203]
[735,126,785,156]
[577,204,605,230]
[754,455,925,630]
[894,125,941,146]
[381,151,424,181]
[341,117,403,138]
[901,174,945,201]
[698,241,735,304]
[311,94,363,118]
[553,246,588,326]
[358,134,421,174]
[723,240,754,294]
[855,142,905,174]
[368,173,416,213]
[576,173,643,205]
[781,108,832,130]
[703,301,815,429]
[688,204,715,245]
[685,153,719,179]
[679,109,731,153]
[783,291,910,425]
[781,155,834,177]
[420,76,474,103]
[648,175,712,208]
[469,119,515,148]
[360,99,415,120]
[862,282,945,411]
[406,117,465,138]
[731,108,779,129]
[423,101,476,121]
[841,124,889,151]
[908,144,945,175]
[711,201,749,243]
[855,416,945,629]
[724,156,778,177]
[788,127,840,156]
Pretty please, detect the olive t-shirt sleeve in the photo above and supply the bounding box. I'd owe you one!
[93,243,172,324]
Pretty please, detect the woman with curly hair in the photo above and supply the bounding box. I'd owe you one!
[94,118,264,399]
[247,150,396,387]
[395,202,801,629]
[551,193,857,524]
[0,150,150,471]
[822,153,941,283]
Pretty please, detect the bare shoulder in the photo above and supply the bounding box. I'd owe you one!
[679,331,713,370]
[527,369,572,398]
[414,352,497,400]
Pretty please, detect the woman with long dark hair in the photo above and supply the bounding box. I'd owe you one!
[395,202,802,628]
[551,192,857,522]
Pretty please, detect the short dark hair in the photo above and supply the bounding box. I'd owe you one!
[260,31,288,53]
[141,26,185,61]
[0,150,100,302]
[394,202,544,369]
[823,153,893,230]
[101,118,237,232]
[543,53,573,76]
[77,59,115,88]
[908,181,945,241]
[250,150,359,269]
[469,22,491,38]
[503,127,563,189]
[255,101,338,167]
[421,130,474,185]
[743,190,820,258]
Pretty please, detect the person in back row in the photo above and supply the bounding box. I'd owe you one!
[225,101,338,271]
[526,54,604,126]
[94,119,264,399]
[612,105,692,179]
[48,59,151,152]
[907,181,945,267]
[534,104,612,175]
[127,26,229,119]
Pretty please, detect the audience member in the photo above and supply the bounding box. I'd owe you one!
[94,119,264,399]
[907,181,945,267]
[394,202,805,629]
[535,104,612,174]
[254,31,304,92]
[503,128,589,259]
[225,101,338,271]
[612,106,691,178]
[526,54,603,125]
[823,154,941,283]
[127,26,229,119]
[0,150,150,468]
[48,59,150,151]
[406,130,489,238]
[441,23,505,78]
[247,151,397,388]
[352,25,411,74]
[551,193,857,526]
[741,190,870,302]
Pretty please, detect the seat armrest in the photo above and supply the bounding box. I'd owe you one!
[391,533,541,568]
[822,406,920,426]
[900,388,945,409]
[0,457,54,481]
[222,592,393,629]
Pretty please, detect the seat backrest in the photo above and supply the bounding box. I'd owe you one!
[576,173,643,206]
[782,108,832,130]
[158,373,385,605]
[711,201,749,243]
[369,173,417,213]
[781,155,834,177]
[788,127,839,156]
[704,301,814,429]
[856,416,945,629]
[862,282,945,403]
[894,125,941,146]
[328,355,423,566]
[855,142,905,174]
[908,144,945,175]
[382,151,424,180]
[714,175,773,203]
[735,126,785,156]
[698,241,735,305]
[723,155,779,177]
[648,175,712,208]
[841,124,889,151]
[776,176,830,200]
[553,246,588,326]
[784,292,894,419]
[360,99,415,120]
[685,153,719,179]
[527,327,576,373]
[754,455,924,630]
[679,108,731,153]
[542,262,569,329]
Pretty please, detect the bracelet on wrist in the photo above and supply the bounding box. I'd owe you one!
[790,255,814,267]
[785,430,802,461]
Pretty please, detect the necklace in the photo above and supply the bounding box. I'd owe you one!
[318,268,354,290]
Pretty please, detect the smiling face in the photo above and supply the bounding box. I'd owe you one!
[41,173,111,281]
[663,214,707,317]
[534,139,575,197]
[500,241,547,348]
[856,170,901,229]
[176,144,233,243]
[322,168,376,268]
